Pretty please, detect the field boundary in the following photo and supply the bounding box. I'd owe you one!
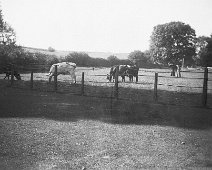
[1,65,211,108]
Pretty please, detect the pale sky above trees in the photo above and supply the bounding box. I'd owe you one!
[1,0,212,55]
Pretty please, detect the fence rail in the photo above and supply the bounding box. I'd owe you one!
[1,65,211,107]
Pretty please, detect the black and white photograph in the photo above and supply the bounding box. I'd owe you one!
[0,0,212,169]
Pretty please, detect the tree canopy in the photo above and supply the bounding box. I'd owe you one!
[0,10,16,45]
[107,55,120,66]
[195,36,210,66]
[149,21,196,66]
[202,37,212,67]
[0,8,18,68]
[128,50,144,65]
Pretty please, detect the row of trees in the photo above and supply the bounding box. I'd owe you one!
[65,22,212,68]
[0,7,211,72]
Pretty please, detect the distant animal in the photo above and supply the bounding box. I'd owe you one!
[47,62,76,84]
[2,64,21,80]
[125,65,139,82]
[4,70,21,80]
[176,65,181,77]
[169,64,181,77]
[106,65,129,82]
[169,64,177,76]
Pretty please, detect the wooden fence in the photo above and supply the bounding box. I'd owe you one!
[3,65,211,107]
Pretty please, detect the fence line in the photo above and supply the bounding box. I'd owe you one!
[1,65,211,107]
[90,75,107,77]
[82,67,209,106]
[139,69,211,74]
[158,75,204,80]
[157,83,203,89]
[90,74,210,80]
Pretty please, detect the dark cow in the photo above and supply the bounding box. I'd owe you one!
[4,70,21,80]
[126,65,139,82]
[3,65,21,80]
[107,65,128,82]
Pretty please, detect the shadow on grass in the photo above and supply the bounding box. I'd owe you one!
[0,79,212,130]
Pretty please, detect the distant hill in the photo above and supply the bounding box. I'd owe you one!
[22,47,129,60]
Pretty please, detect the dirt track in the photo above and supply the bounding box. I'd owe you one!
[0,85,212,169]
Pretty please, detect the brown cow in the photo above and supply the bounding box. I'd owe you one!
[125,65,139,82]
[106,65,128,82]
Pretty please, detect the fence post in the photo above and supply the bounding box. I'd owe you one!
[81,72,84,95]
[54,65,57,92]
[11,64,14,86]
[136,75,138,83]
[154,72,158,102]
[30,70,33,90]
[114,66,119,99]
[202,67,208,107]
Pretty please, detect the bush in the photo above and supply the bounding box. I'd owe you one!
[48,47,55,52]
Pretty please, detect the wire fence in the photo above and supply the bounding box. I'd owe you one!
[0,64,212,108]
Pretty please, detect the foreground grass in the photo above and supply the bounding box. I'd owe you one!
[1,118,212,169]
[0,86,212,169]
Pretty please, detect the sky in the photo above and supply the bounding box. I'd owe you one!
[1,0,212,54]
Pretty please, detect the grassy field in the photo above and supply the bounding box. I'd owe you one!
[0,67,212,107]
[0,82,212,169]
[0,67,212,169]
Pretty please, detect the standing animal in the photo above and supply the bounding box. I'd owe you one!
[47,62,76,84]
[176,65,181,77]
[169,64,177,76]
[4,70,21,80]
[126,65,139,82]
[106,65,128,82]
[2,64,21,80]
[169,64,181,77]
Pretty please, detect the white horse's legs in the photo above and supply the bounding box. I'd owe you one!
[49,74,53,82]
[70,72,76,84]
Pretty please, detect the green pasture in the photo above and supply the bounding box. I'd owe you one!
[0,86,212,169]
[0,67,211,107]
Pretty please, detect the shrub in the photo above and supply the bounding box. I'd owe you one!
[48,46,55,52]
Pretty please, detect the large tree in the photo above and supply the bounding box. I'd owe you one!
[0,8,18,69]
[150,21,196,66]
[0,9,16,45]
[195,36,210,66]
[128,50,151,67]
[202,35,212,67]
[107,55,119,66]
[0,9,4,30]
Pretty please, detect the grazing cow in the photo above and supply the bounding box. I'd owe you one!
[48,62,76,84]
[2,65,21,80]
[4,70,21,80]
[126,65,139,82]
[106,65,128,82]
